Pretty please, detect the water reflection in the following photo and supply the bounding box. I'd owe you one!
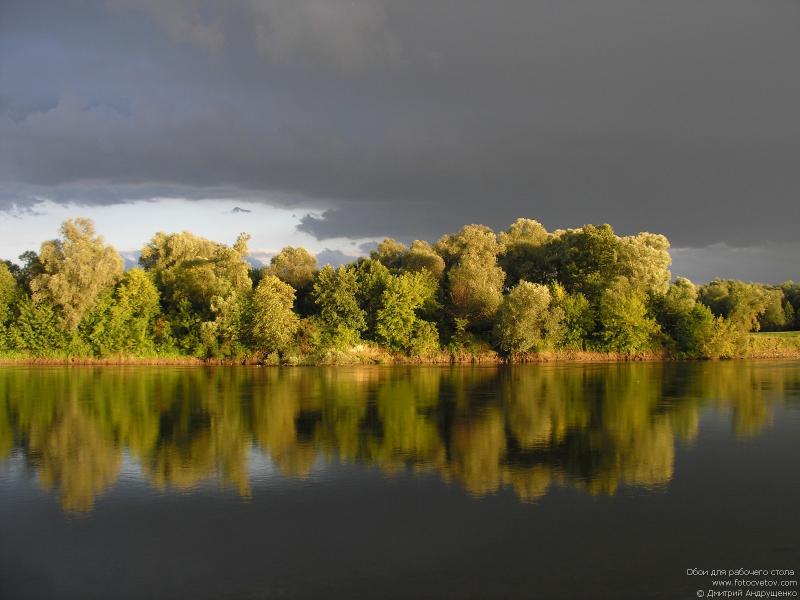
[0,362,797,513]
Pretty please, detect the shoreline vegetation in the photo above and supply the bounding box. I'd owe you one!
[1,335,798,367]
[1,217,799,366]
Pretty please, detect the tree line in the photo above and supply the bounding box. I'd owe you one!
[0,217,797,361]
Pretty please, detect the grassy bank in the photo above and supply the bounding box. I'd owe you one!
[747,332,800,359]
[4,336,799,366]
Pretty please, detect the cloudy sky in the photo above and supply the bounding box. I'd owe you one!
[1,0,798,281]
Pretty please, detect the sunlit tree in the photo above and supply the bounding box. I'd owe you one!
[30,219,124,330]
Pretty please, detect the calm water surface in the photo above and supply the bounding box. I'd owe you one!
[1,362,798,599]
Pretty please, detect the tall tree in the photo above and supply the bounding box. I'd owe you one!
[0,263,21,349]
[616,232,671,296]
[402,240,445,281]
[249,275,300,356]
[372,238,407,270]
[265,246,318,316]
[498,218,550,287]
[30,219,123,330]
[376,271,439,354]
[355,258,393,338]
[494,281,563,354]
[698,279,772,332]
[81,269,162,356]
[266,246,317,290]
[0,263,18,326]
[139,231,252,353]
[437,225,505,328]
[599,277,660,353]
[312,265,366,347]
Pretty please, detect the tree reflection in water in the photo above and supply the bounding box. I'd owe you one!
[0,362,796,513]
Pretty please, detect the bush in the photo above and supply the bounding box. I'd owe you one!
[599,278,659,353]
[494,281,563,354]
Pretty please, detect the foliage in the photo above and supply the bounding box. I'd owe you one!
[675,304,740,358]
[402,240,445,280]
[434,224,501,268]
[2,217,797,361]
[266,246,317,290]
[447,255,505,327]
[9,298,69,356]
[373,238,407,270]
[539,224,621,302]
[9,251,44,293]
[201,293,249,359]
[698,279,771,331]
[375,271,438,353]
[759,288,789,331]
[248,275,300,355]
[494,282,563,354]
[139,230,252,356]
[354,258,393,338]
[0,263,19,325]
[599,278,660,353]
[0,263,21,350]
[550,283,594,350]
[30,219,124,330]
[80,269,162,356]
[616,233,671,296]
[498,218,550,287]
[312,265,366,348]
[140,230,251,316]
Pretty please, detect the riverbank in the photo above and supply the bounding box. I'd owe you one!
[2,334,799,365]
[746,332,800,359]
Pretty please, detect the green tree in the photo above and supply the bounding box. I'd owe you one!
[434,224,501,268]
[498,218,550,287]
[448,255,505,327]
[438,225,505,329]
[30,219,124,330]
[201,292,249,359]
[265,246,317,316]
[312,265,366,347]
[354,258,393,338]
[140,231,252,354]
[0,263,21,350]
[248,275,300,356]
[372,238,407,270]
[0,263,19,325]
[551,283,594,350]
[539,224,620,303]
[758,288,788,331]
[671,304,740,358]
[616,233,671,296]
[494,281,563,354]
[9,298,68,356]
[140,231,252,315]
[266,246,317,290]
[699,279,771,332]
[780,281,800,329]
[4,250,43,293]
[81,268,162,356]
[599,277,660,353]
[376,271,439,354]
[402,240,445,280]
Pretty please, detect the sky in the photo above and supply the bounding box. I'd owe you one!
[1,0,798,282]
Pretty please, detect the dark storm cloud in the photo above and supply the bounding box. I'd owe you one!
[2,0,800,249]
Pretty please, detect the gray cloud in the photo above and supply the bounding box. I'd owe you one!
[671,243,800,285]
[315,248,359,268]
[2,0,799,267]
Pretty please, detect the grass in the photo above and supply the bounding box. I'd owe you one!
[752,331,800,338]
[747,331,800,359]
